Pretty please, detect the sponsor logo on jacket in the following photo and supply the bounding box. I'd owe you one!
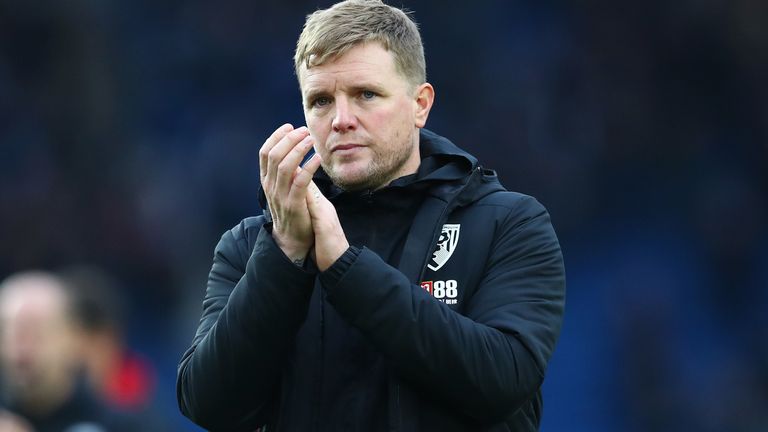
[420,280,458,305]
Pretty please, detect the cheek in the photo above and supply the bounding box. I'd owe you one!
[367,104,411,137]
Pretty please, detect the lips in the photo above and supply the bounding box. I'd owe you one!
[331,144,364,152]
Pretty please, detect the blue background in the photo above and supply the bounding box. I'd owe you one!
[1,1,766,430]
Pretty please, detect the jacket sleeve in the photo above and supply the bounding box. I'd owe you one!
[176,219,316,431]
[319,195,565,423]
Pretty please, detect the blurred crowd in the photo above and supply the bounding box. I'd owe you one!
[0,268,164,431]
[1,0,766,430]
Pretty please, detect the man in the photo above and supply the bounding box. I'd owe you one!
[0,271,131,432]
[59,267,167,431]
[177,1,565,431]
[59,267,157,412]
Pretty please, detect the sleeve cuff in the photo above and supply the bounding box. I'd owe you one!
[320,246,361,285]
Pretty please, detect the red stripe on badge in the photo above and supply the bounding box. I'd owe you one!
[420,281,433,295]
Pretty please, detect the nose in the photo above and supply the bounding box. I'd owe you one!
[331,97,358,133]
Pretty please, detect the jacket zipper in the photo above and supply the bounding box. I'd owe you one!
[392,167,482,431]
[415,166,481,282]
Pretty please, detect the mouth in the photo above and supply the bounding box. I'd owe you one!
[331,144,365,153]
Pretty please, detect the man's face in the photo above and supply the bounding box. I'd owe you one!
[0,282,78,404]
[300,42,430,191]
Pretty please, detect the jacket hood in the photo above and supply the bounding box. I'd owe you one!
[415,129,505,208]
[416,128,477,181]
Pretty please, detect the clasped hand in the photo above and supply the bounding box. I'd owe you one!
[259,124,349,271]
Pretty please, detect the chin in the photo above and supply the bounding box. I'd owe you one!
[327,164,368,188]
[332,176,369,191]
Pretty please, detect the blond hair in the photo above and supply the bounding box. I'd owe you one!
[294,0,426,89]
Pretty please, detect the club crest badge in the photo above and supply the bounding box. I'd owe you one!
[428,224,460,271]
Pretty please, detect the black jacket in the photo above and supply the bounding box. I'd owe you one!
[177,129,566,431]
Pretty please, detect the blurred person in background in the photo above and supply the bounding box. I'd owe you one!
[59,266,166,430]
[0,271,130,432]
[177,0,565,431]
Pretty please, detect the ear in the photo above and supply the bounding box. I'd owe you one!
[413,83,434,128]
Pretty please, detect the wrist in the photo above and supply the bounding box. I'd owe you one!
[316,236,350,272]
[272,230,310,264]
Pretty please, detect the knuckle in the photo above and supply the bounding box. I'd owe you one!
[291,143,304,154]
[271,131,285,143]
[277,162,292,176]
[293,168,307,180]
[268,148,281,165]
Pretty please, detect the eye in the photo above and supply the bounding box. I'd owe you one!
[311,96,332,108]
[361,90,376,100]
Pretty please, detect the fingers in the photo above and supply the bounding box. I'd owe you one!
[306,180,323,206]
[275,135,315,197]
[259,124,309,189]
[259,123,294,183]
[262,126,310,195]
[293,153,323,191]
[306,179,333,223]
[305,180,348,272]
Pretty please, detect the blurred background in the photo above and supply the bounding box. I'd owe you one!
[1,0,766,430]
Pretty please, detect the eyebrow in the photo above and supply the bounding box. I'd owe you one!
[303,88,327,105]
[348,83,386,94]
[303,82,387,104]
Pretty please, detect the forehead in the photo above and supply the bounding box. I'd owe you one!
[299,42,404,92]
[0,282,68,324]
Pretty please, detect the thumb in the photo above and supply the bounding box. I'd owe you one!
[306,180,325,216]
[307,180,322,200]
[306,180,339,230]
